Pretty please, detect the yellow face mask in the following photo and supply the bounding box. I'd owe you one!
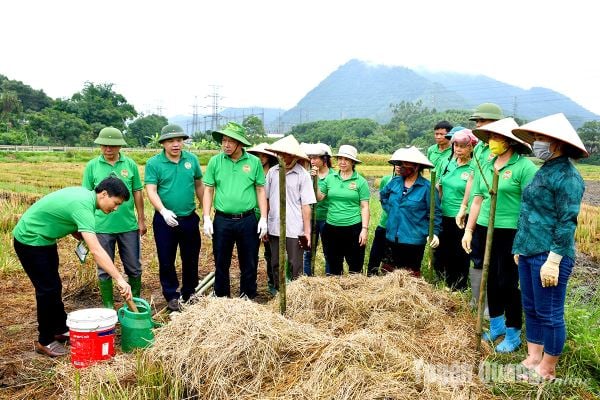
[489,138,509,156]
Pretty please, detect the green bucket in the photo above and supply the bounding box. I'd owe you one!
[118,297,155,352]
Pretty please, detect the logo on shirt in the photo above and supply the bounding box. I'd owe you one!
[460,172,469,180]
[120,169,129,178]
[243,164,251,173]
[348,182,357,190]
[184,162,192,170]
[503,170,513,180]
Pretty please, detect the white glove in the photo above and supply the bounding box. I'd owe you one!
[540,251,562,287]
[428,234,439,249]
[160,208,179,227]
[203,215,213,239]
[455,204,467,229]
[513,254,519,266]
[257,217,268,239]
[461,228,473,254]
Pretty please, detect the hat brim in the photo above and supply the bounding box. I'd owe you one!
[269,148,309,161]
[212,131,251,146]
[512,128,588,159]
[334,153,361,163]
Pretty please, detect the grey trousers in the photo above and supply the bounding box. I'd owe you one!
[96,230,141,280]
[268,235,304,288]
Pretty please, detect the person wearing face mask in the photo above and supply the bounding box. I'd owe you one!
[247,143,279,294]
[380,147,442,277]
[435,129,478,290]
[264,136,316,285]
[314,145,370,275]
[461,118,538,353]
[511,113,587,381]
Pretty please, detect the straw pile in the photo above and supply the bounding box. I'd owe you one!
[143,271,491,399]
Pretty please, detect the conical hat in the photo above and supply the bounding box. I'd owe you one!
[266,135,309,161]
[388,146,434,168]
[472,117,531,153]
[512,113,589,159]
[247,142,277,158]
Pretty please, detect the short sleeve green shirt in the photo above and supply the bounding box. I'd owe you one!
[315,168,335,221]
[439,159,473,218]
[13,187,97,246]
[473,153,538,229]
[377,174,393,228]
[144,150,203,216]
[427,144,452,170]
[203,150,265,214]
[321,170,370,226]
[82,153,142,233]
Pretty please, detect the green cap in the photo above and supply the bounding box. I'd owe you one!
[469,103,504,121]
[94,127,128,146]
[158,124,189,142]
[211,122,251,146]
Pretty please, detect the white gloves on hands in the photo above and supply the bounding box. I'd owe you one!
[428,234,440,249]
[203,215,213,239]
[455,204,467,229]
[461,228,473,254]
[513,254,519,266]
[160,208,179,227]
[540,251,562,287]
[257,217,268,239]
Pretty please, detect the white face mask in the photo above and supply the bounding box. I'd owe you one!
[532,141,554,161]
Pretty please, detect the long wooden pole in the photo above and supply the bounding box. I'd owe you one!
[427,170,437,277]
[310,175,318,275]
[278,160,287,314]
[476,171,499,352]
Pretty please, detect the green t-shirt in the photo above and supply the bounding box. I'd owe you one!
[321,170,370,226]
[427,144,452,170]
[82,153,142,233]
[203,150,265,214]
[473,153,538,229]
[144,150,203,217]
[315,168,335,221]
[13,187,97,246]
[439,159,473,218]
[377,174,393,228]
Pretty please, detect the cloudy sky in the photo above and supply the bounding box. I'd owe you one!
[2,0,598,117]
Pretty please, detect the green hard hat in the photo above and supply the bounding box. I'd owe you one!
[211,122,251,146]
[158,124,189,142]
[94,127,128,146]
[469,103,504,121]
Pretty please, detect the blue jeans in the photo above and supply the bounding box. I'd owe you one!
[153,212,200,302]
[518,252,573,356]
[96,230,141,280]
[303,220,328,275]
[213,213,259,298]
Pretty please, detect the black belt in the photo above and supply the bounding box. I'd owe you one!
[215,209,254,220]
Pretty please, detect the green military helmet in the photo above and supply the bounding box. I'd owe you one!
[158,124,189,142]
[94,126,128,146]
[469,103,504,121]
[211,122,251,146]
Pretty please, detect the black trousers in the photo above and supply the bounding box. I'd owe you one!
[434,216,470,290]
[388,241,426,274]
[367,226,390,276]
[14,239,68,346]
[473,224,522,328]
[322,222,365,275]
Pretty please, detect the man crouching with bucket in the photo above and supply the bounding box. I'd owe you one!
[12,176,133,357]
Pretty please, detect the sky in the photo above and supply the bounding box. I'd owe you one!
[2,0,599,118]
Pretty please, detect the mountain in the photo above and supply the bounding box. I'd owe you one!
[280,59,599,128]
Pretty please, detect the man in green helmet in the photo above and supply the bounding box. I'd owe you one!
[82,126,146,309]
[145,124,204,312]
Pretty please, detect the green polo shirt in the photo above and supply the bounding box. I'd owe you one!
[144,150,203,217]
[427,144,452,170]
[321,170,370,226]
[13,187,97,246]
[315,168,335,221]
[82,153,142,233]
[438,159,473,217]
[377,174,393,228]
[473,153,538,229]
[203,150,265,214]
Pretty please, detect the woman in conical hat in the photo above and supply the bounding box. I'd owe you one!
[511,113,587,381]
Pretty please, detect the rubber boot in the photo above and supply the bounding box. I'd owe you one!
[496,328,522,353]
[129,276,142,298]
[98,279,114,309]
[483,316,506,341]
[469,268,489,317]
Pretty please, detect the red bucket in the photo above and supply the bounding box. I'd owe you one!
[66,308,118,368]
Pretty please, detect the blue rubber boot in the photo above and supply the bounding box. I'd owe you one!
[496,328,521,353]
[482,316,506,341]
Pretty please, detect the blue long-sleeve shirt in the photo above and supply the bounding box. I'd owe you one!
[512,156,585,259]
[380,174,442,245]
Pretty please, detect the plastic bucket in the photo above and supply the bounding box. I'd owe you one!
[118,297,155,352]
[66,308,118,368]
